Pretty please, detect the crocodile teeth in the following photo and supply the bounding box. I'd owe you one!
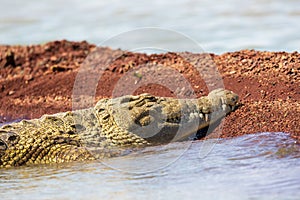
[190,113,197,119]
[231,105,236,111]
[222,104,227,111]
[221,97,225,104]
[205,114,209,122]
[199,113,204,119]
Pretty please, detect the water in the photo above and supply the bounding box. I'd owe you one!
[1,132,299,200]
[0,0,300,53]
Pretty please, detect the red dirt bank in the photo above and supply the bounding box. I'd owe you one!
[0,40,299,141]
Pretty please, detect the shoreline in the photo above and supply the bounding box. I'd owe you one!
[0,40,299,142]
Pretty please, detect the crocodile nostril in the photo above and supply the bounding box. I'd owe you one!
[232,96,238,102]
[0,140,7,150]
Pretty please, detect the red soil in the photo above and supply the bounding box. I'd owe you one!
[0,40,299,141]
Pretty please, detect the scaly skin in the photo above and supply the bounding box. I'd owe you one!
[0,89,238,168]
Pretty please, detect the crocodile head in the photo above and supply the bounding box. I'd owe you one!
[97,88,239,144]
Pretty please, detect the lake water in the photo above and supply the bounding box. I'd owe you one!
[1,132,299,200]
[0,0,300,53]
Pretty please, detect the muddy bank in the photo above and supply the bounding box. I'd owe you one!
[0,40,299,141]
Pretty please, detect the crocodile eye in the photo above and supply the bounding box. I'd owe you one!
[0,140,7,150]
[0,131,19,146]
[8,135,18,142]
[70,124,86,133]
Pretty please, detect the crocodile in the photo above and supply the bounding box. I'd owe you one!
[0,88,238,168]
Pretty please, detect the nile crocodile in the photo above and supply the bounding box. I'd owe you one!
[0,89,238,168]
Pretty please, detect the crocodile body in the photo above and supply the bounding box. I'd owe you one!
[0,89,238,167]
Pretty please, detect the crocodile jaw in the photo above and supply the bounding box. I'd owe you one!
[106,89,239,144]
